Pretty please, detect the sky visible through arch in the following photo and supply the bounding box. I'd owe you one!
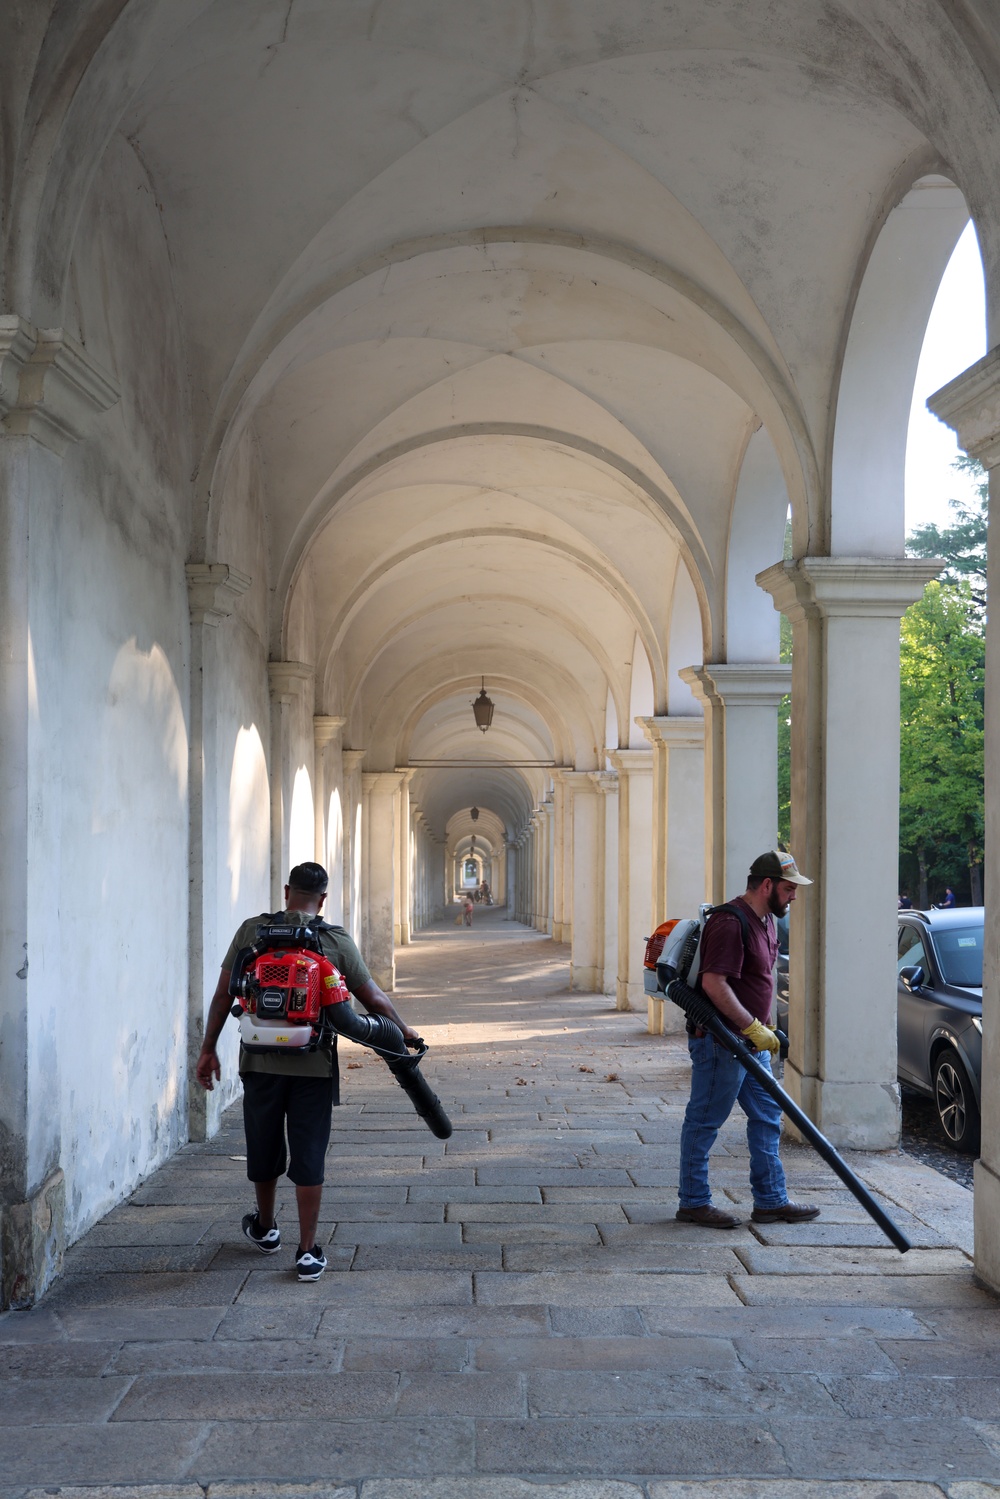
[906,221,987,535]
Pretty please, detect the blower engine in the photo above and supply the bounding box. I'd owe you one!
[229,924,452,1139]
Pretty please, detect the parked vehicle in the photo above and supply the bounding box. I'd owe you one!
[896,908,983,1152]
[757,908,981,1154]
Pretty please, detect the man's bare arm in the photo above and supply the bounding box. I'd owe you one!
[700,971,754,1030]
[195,969,232,1091]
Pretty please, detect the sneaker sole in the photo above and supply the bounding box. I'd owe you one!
[296,1266,326,1281]
[243,1229,281,1254]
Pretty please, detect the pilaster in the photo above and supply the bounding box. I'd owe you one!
[185,564,251,1143]
[561,772,601,991]
[607,748,653,1011]
[0,318,119,1308]
[362,770,404,990]
[313,716,346,918]
[757,557,942,1149]
[590,771,619,996]
[342,750,366,945]
[929,349,1000,1291]
[267,661,314,906]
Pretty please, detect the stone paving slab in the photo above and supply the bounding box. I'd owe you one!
[41,1269,248,1309]
[317,1304,551,1338]
[353,1245,503,1271]
[213,1304,323,1339]
[193,1417,476,1480]
[361,1483,644,1499]
[733,1274,994,1307]
[0,1340,117,1375]
[342,1338,470,1371]
[772,1418,1000,1481]
[734,1245,970,1275]
[734,1336,899,1374]
[642,1305,934,1337]
[0,1422,209,1486]
[238,1269,472,1306]
[825,1375,1000,1420]
[474,1417,787,1474]
[500,1244,744,1273]
[394,1370,524,1416]
[646,1485,945,1498]
[446,1202,628,1222]
[474,1334,738,1371]
[526,1368,839,1417]
[0,1374,132,1423]
[113,1371,399,1421]
[109,1338,346,1374]
[56,1306,227,1341]
[473,1271,742,1306]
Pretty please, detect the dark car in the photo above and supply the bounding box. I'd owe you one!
[897,908,983,1152]
[774,907,983,1152]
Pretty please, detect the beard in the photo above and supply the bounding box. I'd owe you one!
[768,888,790,918]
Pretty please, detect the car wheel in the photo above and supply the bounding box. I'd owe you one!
[932,1050,981,1154]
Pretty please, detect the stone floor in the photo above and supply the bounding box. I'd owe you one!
[2,909,999,1499]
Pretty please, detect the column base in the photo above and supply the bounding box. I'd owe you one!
[2,1169,65,1309]
[974,1159,1000,1294]
[782,1065,901,1149]
[570,964,600,992]
[616,979,644,1012]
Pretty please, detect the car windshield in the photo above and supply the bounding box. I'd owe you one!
[932,926,984,988]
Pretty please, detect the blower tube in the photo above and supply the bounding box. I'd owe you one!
[324,1004,453,1140]
[667,976,910,1253]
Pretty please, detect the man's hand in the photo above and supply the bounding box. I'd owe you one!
[741,1019,781,1055]
[196,1047,221,1091]
[400,1025,424,1049]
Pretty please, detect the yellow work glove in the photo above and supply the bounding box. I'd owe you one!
[741,1019,781,1055]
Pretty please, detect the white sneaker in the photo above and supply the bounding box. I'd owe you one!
[295,1244,327,1281]
[242,1210,281,1254]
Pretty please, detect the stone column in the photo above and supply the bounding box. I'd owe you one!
[341,749,366,947]
[758,558,942,1148]
[636,716,707,921]
[0,318,119,1307]
[607,749,653,1011]
[395,769,416,944]
[562,773,601,990]
[186,564,251,1142]
[928,350,1000,1291]
[267,661,314,908]
[676,667,789,905]
[541,801,555,934]
[313,716,346,916]
[590,771,619,996]
[362,771,403,990]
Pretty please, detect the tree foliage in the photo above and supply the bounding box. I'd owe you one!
[906,454,987,611]
[898,580,984,906]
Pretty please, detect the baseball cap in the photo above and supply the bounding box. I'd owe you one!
[749,850,812,886]
[287,862,329,894]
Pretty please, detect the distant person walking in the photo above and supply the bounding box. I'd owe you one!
[940,887,957,908]
[463,894,475,927]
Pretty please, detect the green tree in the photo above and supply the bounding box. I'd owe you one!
[898,580,984,907]
[906,454,987,611]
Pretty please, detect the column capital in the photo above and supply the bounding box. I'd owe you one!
[394,767,417,786]
[313,715,346,749]
[342,749,366,773]
[636,714,706,747]
[589,770,619,795]
[363,770,405,795]
[677,665,790,711]
[186,563,252,627]
[0,317,119,453]
[268,660,313,702]
[559,769,600,792]
[756,557,944,622]
[927,345,1000,468]
[606,748,653,776]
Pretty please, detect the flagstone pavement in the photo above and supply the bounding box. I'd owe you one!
[2,909,999,1499]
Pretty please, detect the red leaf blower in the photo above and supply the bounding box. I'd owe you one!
[229,924,452,1139]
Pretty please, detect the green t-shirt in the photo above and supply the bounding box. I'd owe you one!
[224,909,372,1079]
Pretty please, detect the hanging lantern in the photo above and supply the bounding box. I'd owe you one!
[472,679,494,732]
[470,806,480,821]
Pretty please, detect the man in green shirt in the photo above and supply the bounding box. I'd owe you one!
[196,862,420,1280]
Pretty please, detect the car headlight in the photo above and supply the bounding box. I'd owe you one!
[972,1017,983,1035]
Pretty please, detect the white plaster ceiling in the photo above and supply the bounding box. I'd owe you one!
[100,0,995,836]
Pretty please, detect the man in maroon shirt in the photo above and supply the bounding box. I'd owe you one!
[676,850,820,1230]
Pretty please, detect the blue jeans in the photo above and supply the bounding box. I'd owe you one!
[678,1033,787,1210]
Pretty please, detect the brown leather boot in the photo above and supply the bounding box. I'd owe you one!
[675,1204,741,1229]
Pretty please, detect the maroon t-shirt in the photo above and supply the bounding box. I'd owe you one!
[699,896,778,1026]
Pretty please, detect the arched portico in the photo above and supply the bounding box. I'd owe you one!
[2,1,1000,1309]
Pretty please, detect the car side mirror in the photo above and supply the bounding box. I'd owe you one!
[899,964,924,993]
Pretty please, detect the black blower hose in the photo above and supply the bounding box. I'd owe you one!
[324,1005,453,1139]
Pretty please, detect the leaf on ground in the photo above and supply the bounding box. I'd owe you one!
[347,1061,363,1069]
[605,1073,620,1083]
[579,1065,595,1073]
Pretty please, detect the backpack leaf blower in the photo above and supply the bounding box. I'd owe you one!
[229,924,452,1139]
[666,974,910,1253]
